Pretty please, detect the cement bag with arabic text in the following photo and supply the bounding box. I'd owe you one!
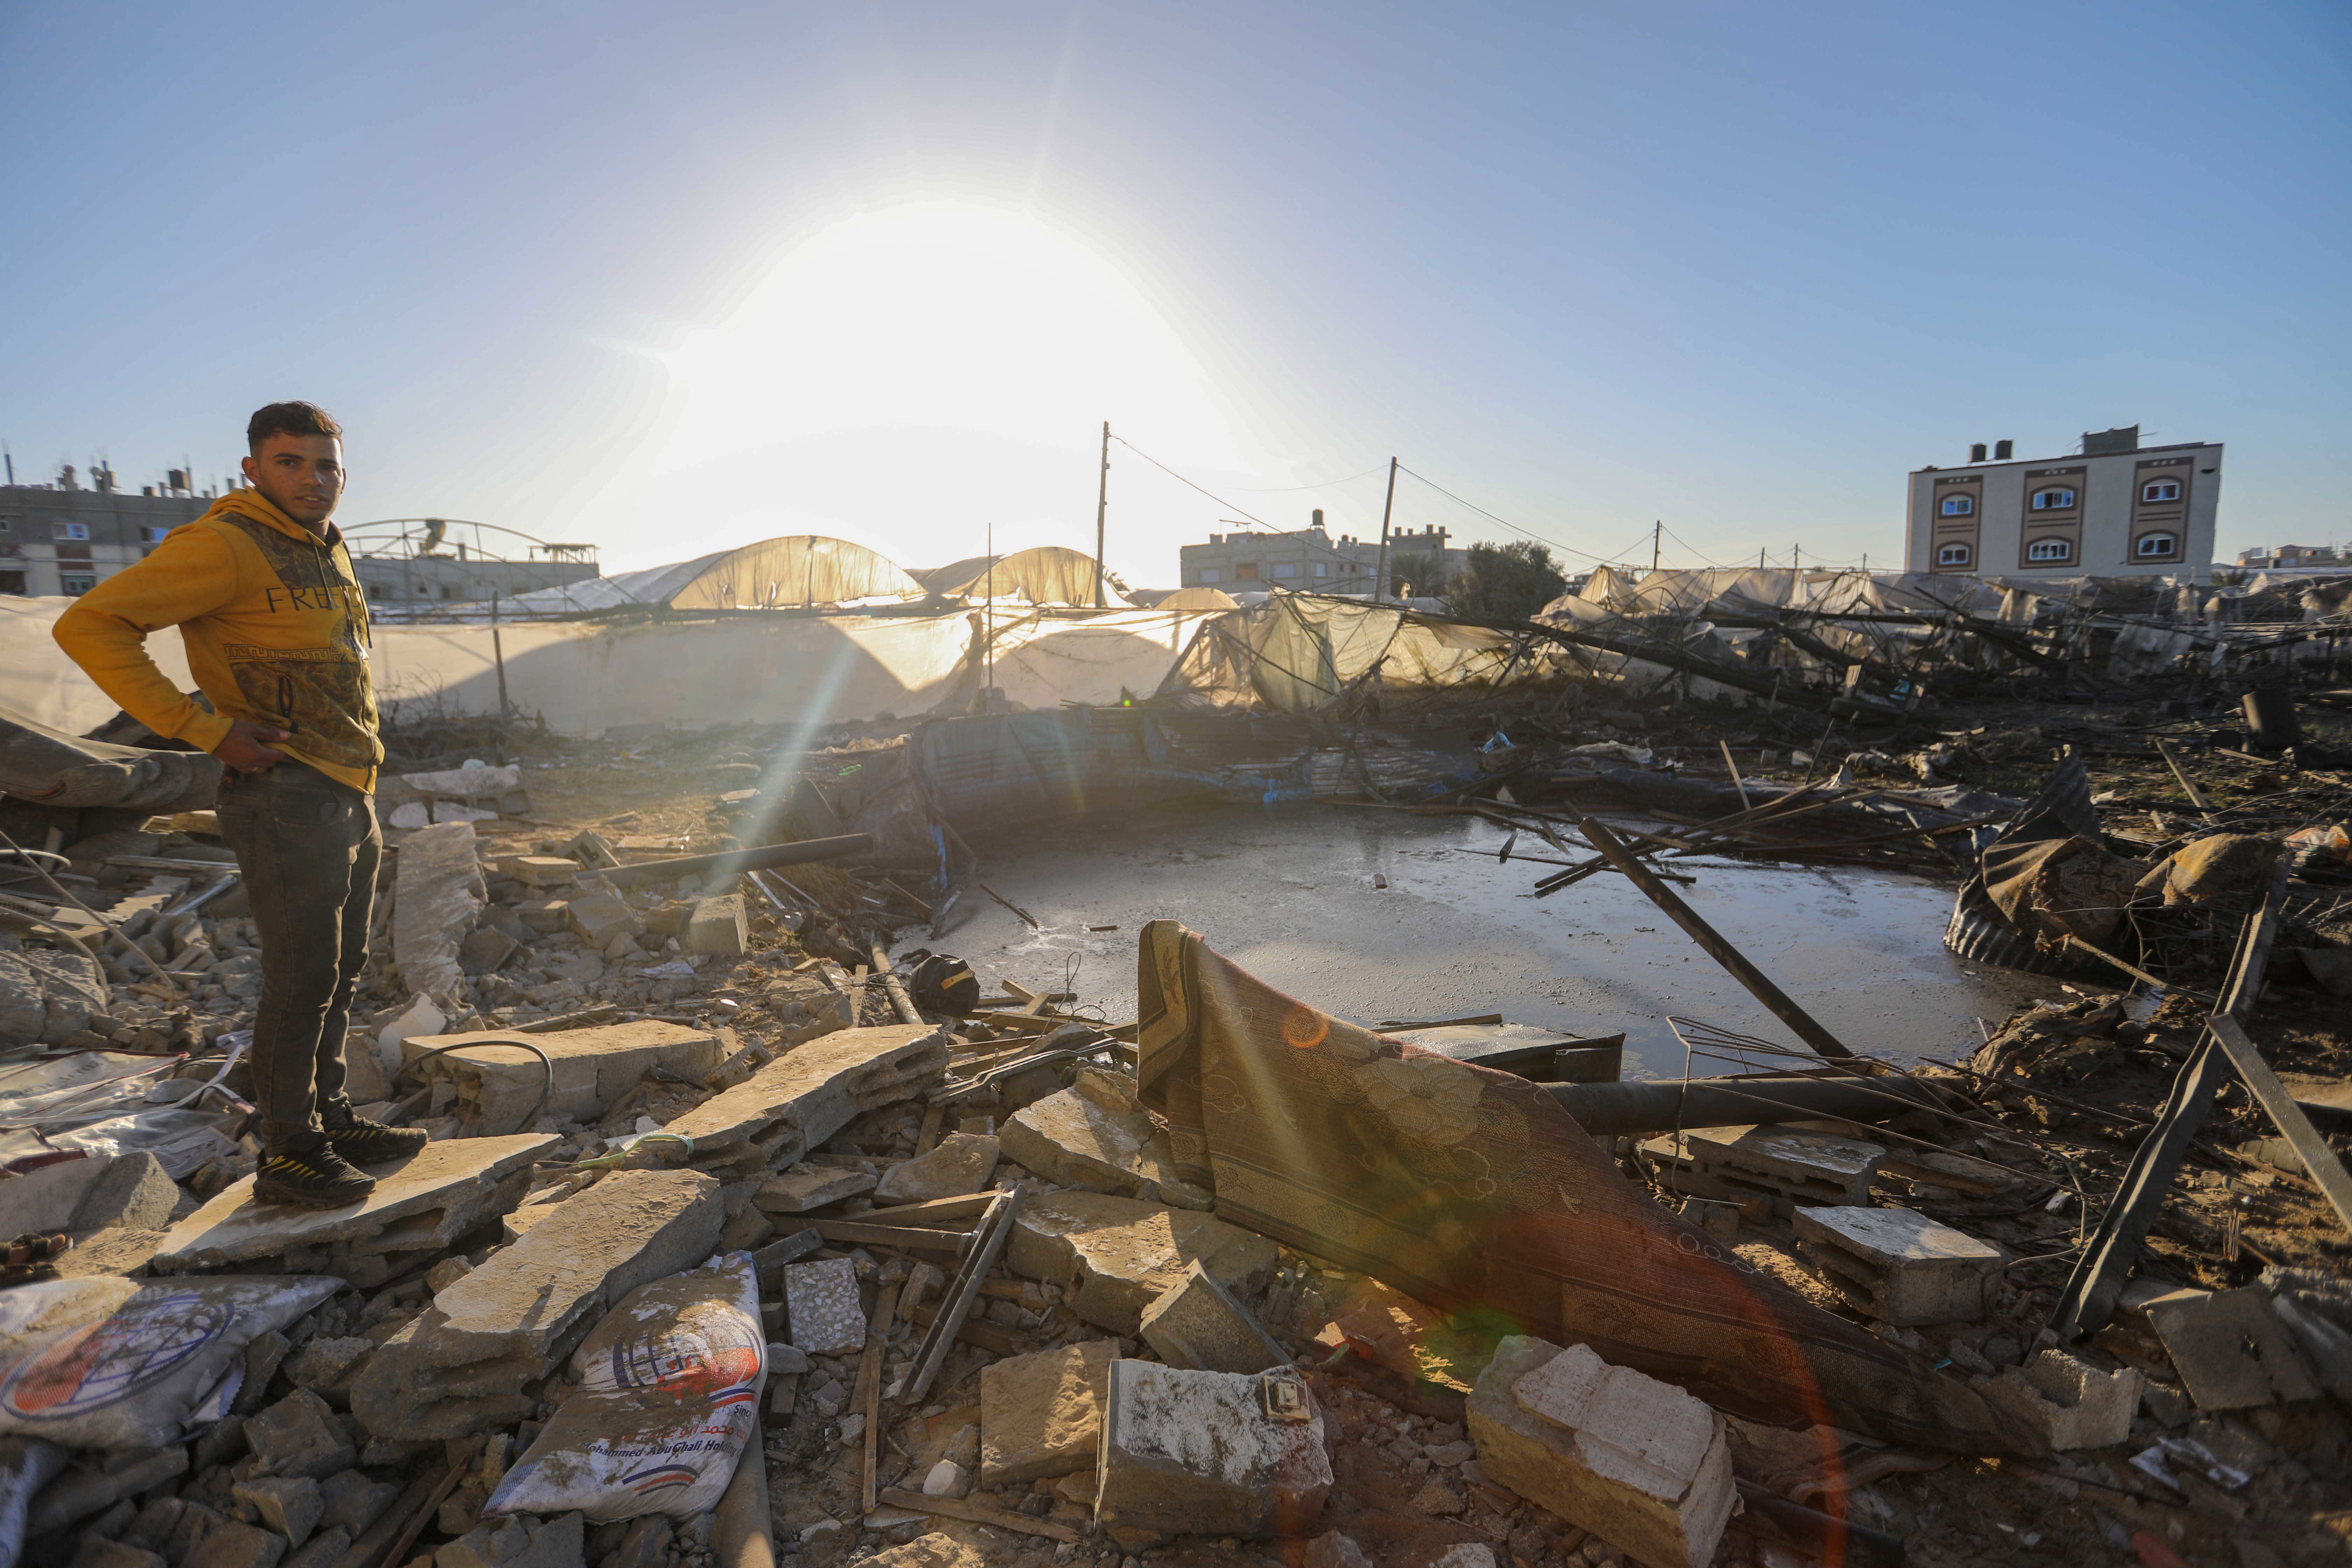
[0,1275,338,1449]
[484,1252,765,1523]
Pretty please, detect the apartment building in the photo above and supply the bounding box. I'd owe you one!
[1904,426,2221,579]
[0,466,212,597]
[1178,512,1462,595]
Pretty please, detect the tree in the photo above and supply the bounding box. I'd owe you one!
[1447,541,1567,622]
[1386,549,1446,599]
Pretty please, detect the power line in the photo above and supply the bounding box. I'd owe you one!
[1110,435,1373,575]
[1217,464,1390,493]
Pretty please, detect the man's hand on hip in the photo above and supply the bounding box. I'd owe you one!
[214,719,292,772]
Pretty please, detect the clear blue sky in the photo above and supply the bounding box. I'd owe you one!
[4,2,2345,581]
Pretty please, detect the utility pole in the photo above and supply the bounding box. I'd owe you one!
[1373,456,1399,602]
[1092,420,1110,608]
[1794,543,1802,572]
[1652,521,1661,574]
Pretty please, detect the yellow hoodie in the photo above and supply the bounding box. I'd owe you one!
[52,489,381,792]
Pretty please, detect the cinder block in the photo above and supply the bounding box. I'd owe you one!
[1094,1362,1331,1548]
[1138,1261,1289,1374]
[1985,1349,2141,1450]
[1792,1205,2006,1325]
[1640,1125,1883,1217]
[785,1257,867,1355]
[1466,1337,1733,1568]
[686,895,748,958]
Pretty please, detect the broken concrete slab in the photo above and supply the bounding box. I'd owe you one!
[1639,1125,1883,1218]
[436,1510,581,1568]
[663,1023,952,1175]
[242,1390,356,1480]
[1007,1189,1278,1337]
[753,969,858,1048]
[456,928,517,977]
[999,1069,1211,1210]
[978,1339,1118,1486]
[755,1164,877,1214]
[0,1150,177,1238]
[785,1257,866,1355]
[350,1168,722,1439]
[231,1476,322,1547]
[564,889,643,949]
[1138,1261,1289,1374]
[405,1020,724,1135]
[1094,1362,1331,1548]
[863,1534,984,1568]
[875,1133,998,1205]
[686,895,748,958]
[2126,1284,2320,1410]
[392,821,486,997]
[1468,1337,1734,1568]
[1984,1349,2142,1450]
[154,1134,556,1278]
[1792,1204,2006,1325]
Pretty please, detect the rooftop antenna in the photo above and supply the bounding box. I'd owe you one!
[2,442,12,485]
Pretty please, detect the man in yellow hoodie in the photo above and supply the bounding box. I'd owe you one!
[55,401,428,1206]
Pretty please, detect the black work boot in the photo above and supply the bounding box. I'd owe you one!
[254,1134,376,1208]
[322,1102,431,1166]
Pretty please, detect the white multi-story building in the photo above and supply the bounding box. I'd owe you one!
[1903,426,2221,580]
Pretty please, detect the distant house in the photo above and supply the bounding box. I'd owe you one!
[1178,510,1462,596]
[2236,543,2343,570]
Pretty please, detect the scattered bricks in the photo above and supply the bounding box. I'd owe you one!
[231,1476,322,1547]
[509,856,580,889]
[516,899,570,935]
[457,928,517,977]
[1094,1362,1332,1548]
[1007,1190,1277,1337]
[1000,1071,1211,1211]
[875,1133,999,1205]
[785,1257,867,1354]
[754,970,858,1048]
[318,1471,401,1535]
[662,1023,952,1176]
[0,1149,179,1237]
[2125,1285,2320,1410]
[154,1134,556,1274]
[183,1519,288,1568]
[285,1336,372,1402]
[686,894,749,958]
[1677,1197,1741,1241]
[72,1542,167,1568]
[393,821,486,997]
[1638,1126,1883,1218]
[235,1333,292,1417]
[755,1164,877,1213]
[565,889,644,950]
[979,1339,1118,1486]
[1138,1261,1290,1374]
[1984,1349,2142,1450]
[351,1169,723,1440]
[1467,1337,1734,1568]
[27,1447,187,1538]
[1792,1204,2007,1325]
[241,1390,355,1480]
[407,1020,724,1134]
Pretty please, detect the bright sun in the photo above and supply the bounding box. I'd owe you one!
[657,204,1241,475]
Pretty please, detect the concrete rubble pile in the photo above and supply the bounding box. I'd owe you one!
[0,695,2344,1568]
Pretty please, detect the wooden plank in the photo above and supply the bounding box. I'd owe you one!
[908,1300,1037,1358]
[878,1490,1080,1545]
[912,1103,945,1156]
[859,1280,903,1514]
[810,1218,971,1256]
[902,1189,1020,1404]
[863,1192,995,1226]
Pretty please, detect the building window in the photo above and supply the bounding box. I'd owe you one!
[1197,568,1221,584]
[440,584,458,600]
[141,526,170,542]
[1937,542,1973,568]
[2136,533,2179,558]
[1270,562,1297,579]
[60,572,97,594]
[2030,488,2077,511]
[1939,495,1974,517]
[1235,563,1260,581]
[2142,479,2182,503]
[1313,562,1327,577]
[56,522,90,540]
[2026,539,2073,563]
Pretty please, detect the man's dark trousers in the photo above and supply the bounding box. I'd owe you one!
[215,760,379,1149]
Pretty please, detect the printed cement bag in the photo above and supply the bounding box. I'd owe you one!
[485,1251,765,1523]
[0,1274,337,1449]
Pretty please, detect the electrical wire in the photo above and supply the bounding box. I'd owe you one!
[1111,436,1378,576]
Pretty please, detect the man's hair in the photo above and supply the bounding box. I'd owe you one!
[246,401,343,452]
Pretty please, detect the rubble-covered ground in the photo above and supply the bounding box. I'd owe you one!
[1,673,2347,1568]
